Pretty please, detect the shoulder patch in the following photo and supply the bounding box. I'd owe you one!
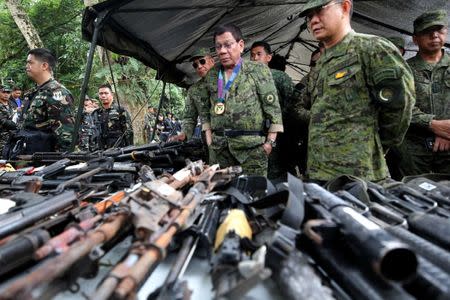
[53,91,63,101]
[373,68,400,85]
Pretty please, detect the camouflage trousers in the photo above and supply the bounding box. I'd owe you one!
[208,135,268,176]
[393,139,450,177]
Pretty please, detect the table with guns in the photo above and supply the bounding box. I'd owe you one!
[0,139,449,300]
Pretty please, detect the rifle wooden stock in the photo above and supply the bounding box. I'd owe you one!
[0,211,130,300]
[93,165,231,300]
[33,214,103,260]
[114,166,220,299]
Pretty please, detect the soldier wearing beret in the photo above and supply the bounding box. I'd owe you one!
[0,84,17,155]
[298,0,415,183]
[194,23,283,176]
[395,9,450,175]
[170,48,215,142]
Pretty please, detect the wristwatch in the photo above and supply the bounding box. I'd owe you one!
[265,138,277,148]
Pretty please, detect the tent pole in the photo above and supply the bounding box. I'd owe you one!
[105,50,122,110]
[70,10,108,152]
[151,81,166,142]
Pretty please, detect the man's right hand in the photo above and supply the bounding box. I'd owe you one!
[430,119,450,140]
[433,136,450,152]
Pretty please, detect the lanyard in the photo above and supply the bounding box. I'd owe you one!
[217,58,242,103]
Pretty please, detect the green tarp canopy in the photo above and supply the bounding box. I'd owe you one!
[81,0,450,86]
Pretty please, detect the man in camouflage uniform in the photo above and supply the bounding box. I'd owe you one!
[195,24,283,176]
[95,83,133,149]
[0,85,17,155]
[143,106,156,142]
[298,0,415,183]
[8,48,75,155]
[395,10,450,175]
[250,41,294,180]
[79,97,101,151]
[171,48,215,142]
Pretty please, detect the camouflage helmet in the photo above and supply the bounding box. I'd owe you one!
[189,48,213,61]
[413,9,448,34]
[299,0,334,17]
[0,84,12,92]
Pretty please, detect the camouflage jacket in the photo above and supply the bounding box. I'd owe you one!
[406,50,450,139]
[0,102,16,152]
[78,110,101,152]
[196,60,283,161]
[199,60,283,132]
[21,78,75,152]
[271,69,294,112]
[94,106,134,149]
[304,31,415,181]
[182,78,208,139]
[289,72,312,127]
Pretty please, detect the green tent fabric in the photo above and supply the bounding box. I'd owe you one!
[81,0,450,86]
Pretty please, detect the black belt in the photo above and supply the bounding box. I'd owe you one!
[213,129,264,137]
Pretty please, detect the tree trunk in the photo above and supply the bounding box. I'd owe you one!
[5,0,44,49]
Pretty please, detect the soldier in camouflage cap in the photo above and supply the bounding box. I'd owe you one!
[193,24,283,176]
[250,41,294,180]
[296,0,415,183]
[170,48,215,142]
[7,48,75,156]
[394,9,450,176]
[0,84,16,156]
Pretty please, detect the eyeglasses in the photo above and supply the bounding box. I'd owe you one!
[1,90,11,94]
[305,1,343,22]
[192,58,206,69]
[215,41,237,51]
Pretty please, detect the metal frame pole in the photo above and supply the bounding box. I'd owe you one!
[151,80,166,142]
[70,11,108,152]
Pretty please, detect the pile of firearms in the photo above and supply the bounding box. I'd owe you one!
[0,141,449,300]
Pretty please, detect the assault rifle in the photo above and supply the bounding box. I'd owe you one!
[302,184,418,300]
[93,164,241,300]
[335,190,450,299]
[0,191,126,277]
[367,182,450,249]
[148,196,223,300]
[15,139,206,167]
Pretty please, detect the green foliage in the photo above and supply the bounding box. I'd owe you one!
[0,0,186,121]
[91,56,185,117]
[0,0,87,94]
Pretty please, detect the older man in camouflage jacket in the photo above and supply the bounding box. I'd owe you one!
[194,24,283,176]
[298,0,415,183]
